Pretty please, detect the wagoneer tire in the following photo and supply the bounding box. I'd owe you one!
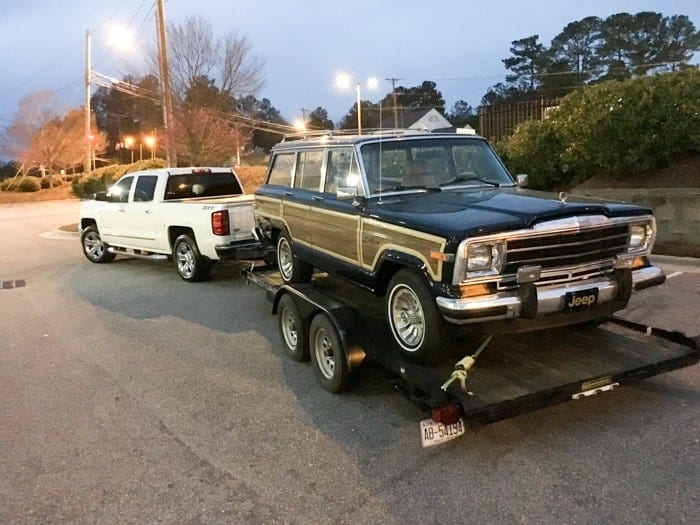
[386,269,445,364]
[309,313,352,393]
[81,225,116,263]
[173,234,211,282]
[277,293,309,362]
[276,234,312,284]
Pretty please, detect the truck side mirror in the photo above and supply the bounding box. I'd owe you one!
[93,191,108,201]
[516,174,529,188]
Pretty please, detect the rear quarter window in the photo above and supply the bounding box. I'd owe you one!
[267,153,295,187]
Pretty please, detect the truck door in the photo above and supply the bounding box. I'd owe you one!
[123,174,161,250]
[99,175,134,246]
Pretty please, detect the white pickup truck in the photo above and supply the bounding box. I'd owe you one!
[79,167,268,281]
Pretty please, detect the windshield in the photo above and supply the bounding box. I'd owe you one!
[360,138,513,194]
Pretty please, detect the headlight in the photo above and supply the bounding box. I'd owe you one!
[628,222,653,251]
[466,242,505,275]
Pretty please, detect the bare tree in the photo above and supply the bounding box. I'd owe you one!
[20,109,106,183]
[220,33,264,98]
[0,91,62,160]
[157,16,265,102]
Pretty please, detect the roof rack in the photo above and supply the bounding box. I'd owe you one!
[280,128,428,142]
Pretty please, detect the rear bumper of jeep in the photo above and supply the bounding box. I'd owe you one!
[435,265,665,327]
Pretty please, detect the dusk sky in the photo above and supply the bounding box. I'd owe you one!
[1,0,698,128]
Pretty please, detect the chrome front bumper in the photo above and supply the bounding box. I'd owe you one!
[435,265,665,325]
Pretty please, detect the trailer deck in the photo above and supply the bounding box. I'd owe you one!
[246,269,698,444]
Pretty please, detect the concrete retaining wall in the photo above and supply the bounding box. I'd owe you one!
[575,188,700,247]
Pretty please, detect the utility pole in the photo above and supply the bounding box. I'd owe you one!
[386,77,402,128]
[155,0,176,166]
[84,29,92,174]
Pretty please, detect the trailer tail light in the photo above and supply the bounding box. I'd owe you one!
[432,404,461,425]
[211,210,230,236]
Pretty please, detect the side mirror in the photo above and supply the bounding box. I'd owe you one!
[336,186,359,201]
[93,191,108,201]
[515,174,529,188]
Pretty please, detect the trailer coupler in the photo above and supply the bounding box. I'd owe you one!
[441,335,494,393]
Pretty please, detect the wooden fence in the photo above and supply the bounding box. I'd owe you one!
[478,97,560,143]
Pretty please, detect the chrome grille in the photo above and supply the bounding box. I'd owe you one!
[504,224,629,272]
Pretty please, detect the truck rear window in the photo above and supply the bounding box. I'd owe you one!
[164,171,243,200]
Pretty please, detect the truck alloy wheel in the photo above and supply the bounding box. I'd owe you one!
[80,225,116,263]
[173,234,211,282]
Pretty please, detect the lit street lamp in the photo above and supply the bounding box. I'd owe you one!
[143,134,157,159]
[123,135,136,163]
[85,24,134,173]
[335,73,378,135]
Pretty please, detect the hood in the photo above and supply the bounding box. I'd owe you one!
[364,187,651,240]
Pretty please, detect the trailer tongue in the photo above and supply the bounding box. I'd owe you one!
[247,269,698,447]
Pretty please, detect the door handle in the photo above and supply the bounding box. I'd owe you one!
[145,209,153,214]
[283,191,293,197]
[312,196,325,202]
[118,208,126,212]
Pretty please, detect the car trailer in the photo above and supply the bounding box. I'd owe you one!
[246,269,699,447]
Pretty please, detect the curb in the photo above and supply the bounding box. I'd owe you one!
[650,254,700,268]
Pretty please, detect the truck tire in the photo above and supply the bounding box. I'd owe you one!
[173,234,211,282]
[309,313,351,393]
[277,293,309,362]
[81,225,116,263]
[276,233,312,284]
[386,268,446,364]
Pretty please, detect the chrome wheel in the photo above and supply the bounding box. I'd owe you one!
[313,326,336,380]
[80,225,115,263]
[176,241,196,279]
[277,236,294,281]
[280,305,298,350]
[389,284,425,351]
[83,230,105,261]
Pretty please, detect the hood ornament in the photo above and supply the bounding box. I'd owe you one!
[558,191,568,203]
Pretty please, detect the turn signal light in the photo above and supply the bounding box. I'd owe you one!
[211,210,230,236]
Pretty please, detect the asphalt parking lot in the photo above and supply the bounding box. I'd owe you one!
[1,200,698,523]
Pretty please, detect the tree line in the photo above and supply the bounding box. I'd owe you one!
[1,10,697,176]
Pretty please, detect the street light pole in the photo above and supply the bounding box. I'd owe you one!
[156,0,175,167]
[84,29,92,174]
[355,82,362,135]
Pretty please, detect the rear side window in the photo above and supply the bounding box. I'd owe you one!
[325,148,360,194]
[133,175,158,202]
[295,150,324,190]
[164,171,243,200]
[267,153,295,187]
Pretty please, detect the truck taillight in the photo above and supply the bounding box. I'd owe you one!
[211,210,230,236]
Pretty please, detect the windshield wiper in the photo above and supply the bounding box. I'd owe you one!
[439,175,501,188]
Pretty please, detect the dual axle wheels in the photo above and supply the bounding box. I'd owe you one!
[276,293,351,393]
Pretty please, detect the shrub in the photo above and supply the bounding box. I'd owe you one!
[498,119,563,190]
[39,176,63,189]
[18,178,40,192]
[1,177,20,191]
[71,158,168,198]
[499,69,700,189]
